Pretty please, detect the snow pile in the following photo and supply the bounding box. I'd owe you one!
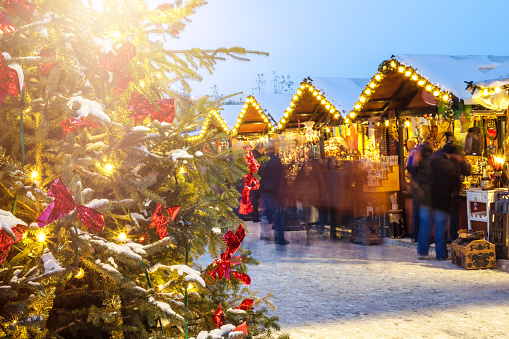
[149,297,184,320]
[131,126,151,133]
[93,36,115,54]
[67,96,111,123]
[2,53,23,93]
[95,258,120,274]
[195,151,203,157]
[170,265,206,287]
[171,147,193,162]
[0,209,28,239]
[41,250,64,274]
[212,227,221,234]
[89,238,143,261]
[85,199,109,209]
[196,324,237,339]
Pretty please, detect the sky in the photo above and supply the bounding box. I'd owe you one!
[167,0,509,99]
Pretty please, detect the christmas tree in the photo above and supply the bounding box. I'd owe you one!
[0,1,285,338]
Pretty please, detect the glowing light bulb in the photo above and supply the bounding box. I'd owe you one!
[418,80,425,86]
[313,91,318,96]
[140,80,145,88]
[31,170,39,180]
[37,232,45,242]
[345,118,350,124]
[105,163,114,173]
[179,167,185,174]
[411,75,417,81]
[355,103,361,110]
[187,283,194,291]
[375,74,381,81]
[278,124,282,129]
[404,120,410,128]
[297,90,302,95]
[398,67,404,73]
[326,104,330,109]
[385,120,389,127]
[110,31,121,38]
[321,99,326,104]
[334,114,340,119]
[391,61,396,67]
[74,268,85,279]
[349,112,356,118]
[360,96,366,102]
[369,82,376,88]
[433,90,439,97]
[317,95,322,100]
[158,284,164,291]
[426,85,432,91]
[443,94,449,101]
[495,87,501,93]
[484,88,489,95]
[405,71,411,77]
[118,232,127,241]
[365,89,371,95]
[292,95,298,101]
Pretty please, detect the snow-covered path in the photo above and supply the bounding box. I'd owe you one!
[241,221,509,339]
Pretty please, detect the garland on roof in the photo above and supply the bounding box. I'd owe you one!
[230,96,275,137]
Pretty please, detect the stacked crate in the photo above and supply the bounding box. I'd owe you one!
[489,192,509,259]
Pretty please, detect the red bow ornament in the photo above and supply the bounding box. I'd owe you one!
[60,116,99,137]
[0,0,35,34]
[236,299,254,311]
[0,209,28,264]
[149,203,180,239]
[99,42,136,73]
[114,72,131,96]
[36,178,105,233]
[208,225,251,285]
[239,146,261,215]
[212,303,225,328]
[128,91,175,124]
[38,48,58,75]
[0,52,22,105]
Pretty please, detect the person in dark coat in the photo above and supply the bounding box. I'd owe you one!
[417,143,462,261]
[448,145,470,242]
[406,142,433,242]
[250,143,265,222]
[258,143,287,245]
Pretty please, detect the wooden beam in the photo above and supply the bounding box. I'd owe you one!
[240,121,266,125]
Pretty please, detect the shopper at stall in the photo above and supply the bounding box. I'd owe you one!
[293,148,327,244]
[326,157,340,240]
[449,145,471,242]
[250,142,265,223]
[417,143,463,261]
[406,142,433,243]
[258,142,288,245]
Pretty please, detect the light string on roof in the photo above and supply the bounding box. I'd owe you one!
[465,81,508,96]
[230,96,275,137]
[348,59,453,121]
[275,80,342,132]
[187,110,229,141]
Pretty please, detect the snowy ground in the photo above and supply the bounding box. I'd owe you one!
[239,221,509,339]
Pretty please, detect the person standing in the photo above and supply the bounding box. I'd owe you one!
[417,144,462,261]
[258,142,288,245]
[250,143,265,222]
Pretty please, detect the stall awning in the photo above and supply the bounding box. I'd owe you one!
[276,77,368,131]
[467,59,509,111]
[347,55,509,120]
[231,95,290,139]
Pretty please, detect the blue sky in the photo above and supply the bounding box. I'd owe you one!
[168,0,509,97]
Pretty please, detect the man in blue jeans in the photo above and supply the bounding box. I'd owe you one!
[417,143,463,261]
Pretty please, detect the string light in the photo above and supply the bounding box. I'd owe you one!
[37,232,46,242]
[275,81,341,132]
[104,163,114,173]
[31,170,39,181]
[118,232,127,242]
[187,110,229,141]
[231,96,275,137]
[74,268,85,279]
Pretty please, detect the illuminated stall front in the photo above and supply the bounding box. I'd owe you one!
[350,54,509,238]
[230,94,291,149]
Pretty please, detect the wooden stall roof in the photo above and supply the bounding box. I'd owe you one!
[276,77,368,131]
[350,55,509,120]
[231,95,291,139]
[186,110,230,141]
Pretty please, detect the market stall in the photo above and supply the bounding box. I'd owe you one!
[229,94,290,149]
[348,54,509,238]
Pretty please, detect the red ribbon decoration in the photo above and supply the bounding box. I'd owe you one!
[128,91,175,124]
[212,303,225,328]
[60,116,99,137]
[0,224,27,264]
[0,0,35,34]
[36,178,105,233]
[38,48,58,75]
[233,321,248,335]
[236,299,254,311]
[149,203,180,239]
[239,147,260,215]
[114,72,131,96]
[0,53,21,104]
[208,225,250,285]
[99,42,136,73]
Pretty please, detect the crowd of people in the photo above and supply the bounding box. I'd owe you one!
[247,141,365,246]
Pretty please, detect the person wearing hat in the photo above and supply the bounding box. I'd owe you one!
[417,143,463,261]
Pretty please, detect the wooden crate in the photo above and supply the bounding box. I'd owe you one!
[451,238,496,270]
[489,211,509,259]
[349,218,381,245]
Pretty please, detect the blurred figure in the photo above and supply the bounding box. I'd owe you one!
[448,145,470,242]
[417,143,462,261]
[258,142,288,245]
[326,157,340,240]
[406,142,433,242]
[293,149,326,244]
[250,142,265,222]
